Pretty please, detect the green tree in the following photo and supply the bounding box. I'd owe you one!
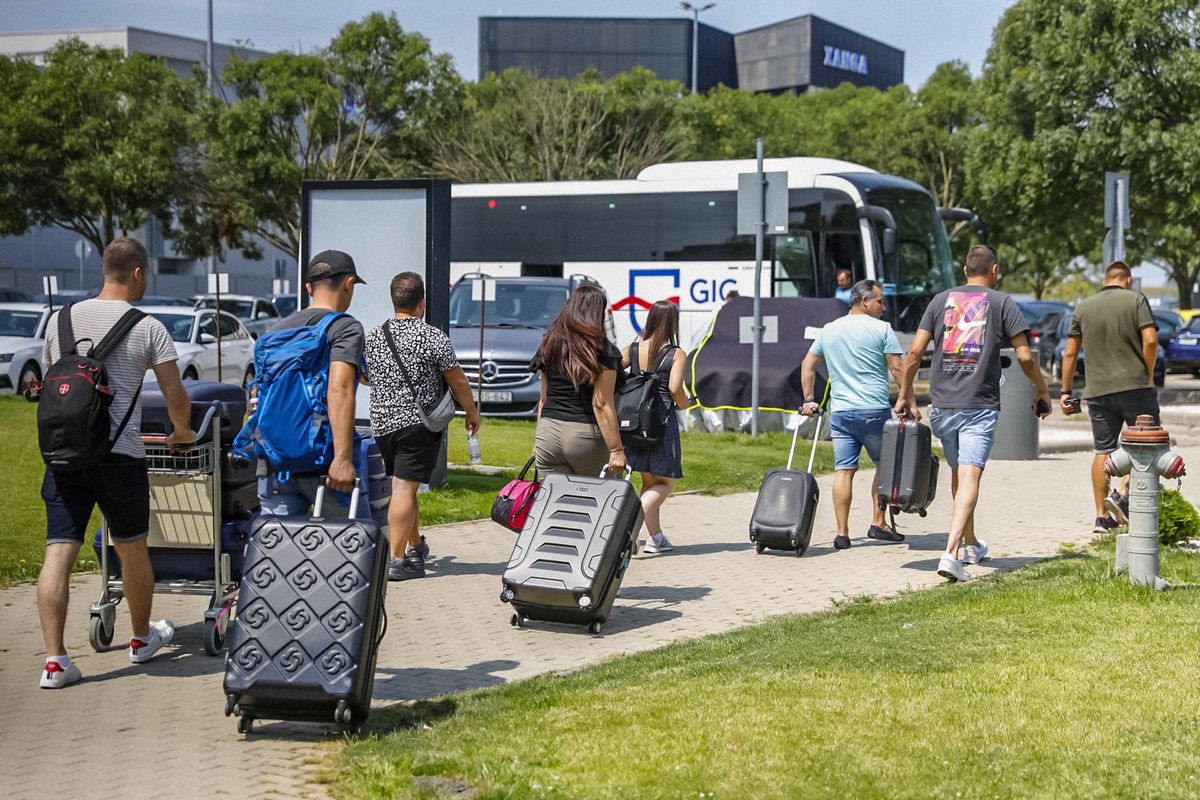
[186,12,462,260]
[969,0,1200,304]
[431,67,682,183]
[0,39,201,252]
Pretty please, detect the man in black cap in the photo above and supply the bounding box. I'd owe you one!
[256,249,372,520]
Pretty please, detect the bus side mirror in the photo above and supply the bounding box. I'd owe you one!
[882,228,897,255]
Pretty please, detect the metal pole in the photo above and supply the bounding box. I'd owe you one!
[215,279,223,384]
[751,137,765,437]
[206,0,216,290]
[477,276,487,409]
[1114,178,1126,263]
[691,8,699,94]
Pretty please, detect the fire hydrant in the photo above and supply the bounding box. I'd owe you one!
[1103,415,1185,590]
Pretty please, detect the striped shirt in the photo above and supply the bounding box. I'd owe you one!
[43,299,178,458]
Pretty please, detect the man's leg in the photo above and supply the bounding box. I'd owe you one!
[832,469,855,536]
[387,477,421,558]
[945,466,984,555]
[37,542,82,657]
[1091,453,1113,518]
[949,468,978,547]
[869,467,889,529]
[112,541,154,640]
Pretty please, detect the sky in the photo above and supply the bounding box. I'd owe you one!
[2,0,1017,89]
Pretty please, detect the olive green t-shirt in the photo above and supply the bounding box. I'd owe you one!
[1068,287,1154,399]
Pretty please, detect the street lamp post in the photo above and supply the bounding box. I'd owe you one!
[679,2,715,94]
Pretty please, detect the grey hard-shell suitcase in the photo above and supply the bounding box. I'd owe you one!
[875,416,939,519]
[500,469,643,635]
[222,487,388,734]
[749,412,822,556]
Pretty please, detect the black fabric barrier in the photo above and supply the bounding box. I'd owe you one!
[687,296,848,412]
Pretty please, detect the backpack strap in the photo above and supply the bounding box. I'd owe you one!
[58,304,77,356]
[629,341,641,377]
[91,309,147,360]
[651,344,676,372]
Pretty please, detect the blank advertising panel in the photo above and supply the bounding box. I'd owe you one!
[301,180,450,423]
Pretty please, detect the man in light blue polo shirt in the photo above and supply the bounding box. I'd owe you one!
[800,279,905,550]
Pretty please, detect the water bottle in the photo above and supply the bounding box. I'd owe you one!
[467,433,483,466]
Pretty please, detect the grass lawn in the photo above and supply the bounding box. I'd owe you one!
[330,542,1200,799]
[0,400,835,584]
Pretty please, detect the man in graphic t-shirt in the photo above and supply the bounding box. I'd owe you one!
[896,245,1052,582]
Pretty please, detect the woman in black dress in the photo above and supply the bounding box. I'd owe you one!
[622,301,689,553]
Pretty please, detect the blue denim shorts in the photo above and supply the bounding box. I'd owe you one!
[929,407,999,469]
[828,408,890,470]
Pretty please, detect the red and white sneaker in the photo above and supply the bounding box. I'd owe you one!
[39,659,82,689]
[129,619,176,664]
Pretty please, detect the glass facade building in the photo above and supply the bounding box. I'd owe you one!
[479,14,903,93]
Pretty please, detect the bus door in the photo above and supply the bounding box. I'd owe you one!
[819,231,866,296]
[773,231,815,298]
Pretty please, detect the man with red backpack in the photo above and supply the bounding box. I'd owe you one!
[35,237,195,689]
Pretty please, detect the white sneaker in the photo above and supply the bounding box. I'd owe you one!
[643,533,674,554]
[39,659,82,689]
[937,554,971,582]
[963,540,989,565]
[129,619,176,664]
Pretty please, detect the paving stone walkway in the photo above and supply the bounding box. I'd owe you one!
[4,445,1194,799]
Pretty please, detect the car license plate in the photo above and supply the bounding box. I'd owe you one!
[1179,337,1198,346]
[480,391,512,403]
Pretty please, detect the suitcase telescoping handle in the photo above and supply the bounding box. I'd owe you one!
[598,465,634,482]
[313,483,362,518]
[786,409,824,473]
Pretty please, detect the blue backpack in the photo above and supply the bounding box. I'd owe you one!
[234,312,347,482]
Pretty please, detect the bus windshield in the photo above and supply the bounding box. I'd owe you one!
[449,282,570,328]
[865,188,956,330]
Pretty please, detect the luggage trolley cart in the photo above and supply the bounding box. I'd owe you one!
[89,402,242,656]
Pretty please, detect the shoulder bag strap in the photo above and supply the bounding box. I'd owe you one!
[91,309,147,361]
[651,344,676,372]
[58,304,77,356]
[628,340,641,377]
[382,319,422,403]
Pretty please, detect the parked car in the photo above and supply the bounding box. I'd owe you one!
[34,288,99,305]
[0,302,51,394]
[0,288,33,302]
[1017,300,1071,356]
[1053,310,1171,387]
[134,295,193,307]
[194,294,280,338]
[1167,316,1200,376]
[1034,309,1067,371]
[141,306,256,388]
[272,294,298,317]
[449,275,614,418]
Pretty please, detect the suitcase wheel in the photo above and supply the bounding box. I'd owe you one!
[237,716,253,735]
[203,617,226,657]
[587,620,603,636]
[224,693,238,717]
[918,509,927,518]
[796,545,807,557]
[510,613,525,629]
[755,542,766,554]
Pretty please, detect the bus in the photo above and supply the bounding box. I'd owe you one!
[449,157,985,346]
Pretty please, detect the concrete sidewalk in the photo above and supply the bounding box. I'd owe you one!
[1,446,1191,799]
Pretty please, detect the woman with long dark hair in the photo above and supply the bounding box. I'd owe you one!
[623,300,688,553]
[532,285,626,476]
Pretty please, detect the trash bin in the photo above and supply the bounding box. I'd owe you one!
[991,347,1039,460]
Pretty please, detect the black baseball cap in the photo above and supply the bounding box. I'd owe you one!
[307,249,366,285]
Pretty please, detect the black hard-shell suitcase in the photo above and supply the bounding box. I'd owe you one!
[221,480,261,520]
[749,412,822,556]
[141,380,247,444]
[222,486,388,734]
[500,469,643,635]
[875,416,939,518]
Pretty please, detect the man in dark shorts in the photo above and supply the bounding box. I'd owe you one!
[364,272,480,581]
[1059,261,1160,532]
[257,250,370,521]
[37,237,196,688]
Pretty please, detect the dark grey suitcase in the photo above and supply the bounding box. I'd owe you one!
[749,412,822,556]
[875,416,939,519]
[500,469,643,635]
[222,486,388,734]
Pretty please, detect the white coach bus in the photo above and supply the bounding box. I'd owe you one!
[449,157,984,346]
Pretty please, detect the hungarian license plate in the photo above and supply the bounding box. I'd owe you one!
[480,391,512,403]
[1179,337,1198,346]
